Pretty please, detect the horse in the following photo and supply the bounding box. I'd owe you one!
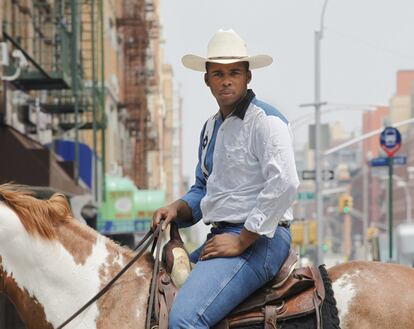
[1,183,414,329]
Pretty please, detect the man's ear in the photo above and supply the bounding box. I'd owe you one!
[247,70,252,84]
[204,73,210,87]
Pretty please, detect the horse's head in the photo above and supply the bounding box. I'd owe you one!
[0,184,154,329]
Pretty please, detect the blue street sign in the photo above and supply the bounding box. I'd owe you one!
[370,155,407,167]
[370,157,388,167]
[380,127,401,157]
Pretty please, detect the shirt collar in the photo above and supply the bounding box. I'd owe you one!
[232,89,255,120]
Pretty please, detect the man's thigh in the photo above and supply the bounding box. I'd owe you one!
[169,254,263,328]
[169,227,290,328]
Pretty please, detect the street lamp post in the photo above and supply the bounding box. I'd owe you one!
[315,0,329,265]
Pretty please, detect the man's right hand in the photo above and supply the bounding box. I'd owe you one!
[152,199,194,232]
[152,205,178,231]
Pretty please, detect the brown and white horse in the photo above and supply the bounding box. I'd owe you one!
[0,184,153,329]
[1,184,414,329]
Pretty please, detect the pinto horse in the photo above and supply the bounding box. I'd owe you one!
[1,184,414,329]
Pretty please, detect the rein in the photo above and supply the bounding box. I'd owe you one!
[57,223,164,329]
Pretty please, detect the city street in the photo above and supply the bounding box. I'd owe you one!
[1,0,414,328]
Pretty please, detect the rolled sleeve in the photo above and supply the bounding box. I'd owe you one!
[245,116,300,238]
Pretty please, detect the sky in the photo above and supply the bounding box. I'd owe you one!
[159,0,414,182]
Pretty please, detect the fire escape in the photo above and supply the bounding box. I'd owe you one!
[2,0,105,199]
[117,0,156,189]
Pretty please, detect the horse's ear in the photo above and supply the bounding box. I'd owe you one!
[47,193,72,220]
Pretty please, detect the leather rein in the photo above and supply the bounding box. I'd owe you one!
[56,222,164,329]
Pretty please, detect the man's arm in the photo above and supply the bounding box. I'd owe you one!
[152,161,207,230]
[152,124,208,231]
[244,115,299,237]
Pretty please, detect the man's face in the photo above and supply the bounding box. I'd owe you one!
[204,62,251,111]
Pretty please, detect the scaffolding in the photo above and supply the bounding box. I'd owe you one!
[117,0,154,188]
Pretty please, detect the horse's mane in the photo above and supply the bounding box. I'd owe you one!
[0,183,72,240]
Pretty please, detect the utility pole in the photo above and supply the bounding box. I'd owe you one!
[315,0,329,265]
[299,1,328,263]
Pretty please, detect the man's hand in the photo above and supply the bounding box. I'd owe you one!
[200,228,259,260]
[152,199,193,231]
[152,205,178,231]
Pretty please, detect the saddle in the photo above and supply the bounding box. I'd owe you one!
[154,225,325,329]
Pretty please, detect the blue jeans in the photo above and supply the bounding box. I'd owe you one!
[169,224,291,329]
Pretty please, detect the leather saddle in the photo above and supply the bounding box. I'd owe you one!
[154,224,325,329]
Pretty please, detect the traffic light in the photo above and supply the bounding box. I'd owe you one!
[343,197,351,213]
[290,222,305,246]
[339,195,353,214]
[308,220,317,245]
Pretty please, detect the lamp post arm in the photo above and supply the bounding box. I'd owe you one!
[319,0,330,38]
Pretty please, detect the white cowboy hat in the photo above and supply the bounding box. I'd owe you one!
[182,29,273,72]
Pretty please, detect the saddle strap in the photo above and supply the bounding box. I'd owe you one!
[155,271,180,329]
[310,265,326,300]
[162,276,177,313]
[158,294,169,329]
[313,291,321,329]
[264,305,278,329]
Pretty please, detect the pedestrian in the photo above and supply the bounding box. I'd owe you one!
[152,29,300,329]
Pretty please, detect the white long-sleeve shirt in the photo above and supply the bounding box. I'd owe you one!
[182,90,300,238]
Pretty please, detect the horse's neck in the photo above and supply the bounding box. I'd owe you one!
[0,215,153,329]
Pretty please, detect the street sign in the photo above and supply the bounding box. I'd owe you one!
[380,127,401,157]
[379,127,402,260]
[301,170,334,181]
[370,155,407,167]
[297,191,315,201]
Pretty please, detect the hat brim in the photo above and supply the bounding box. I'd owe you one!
[182,54,273,72]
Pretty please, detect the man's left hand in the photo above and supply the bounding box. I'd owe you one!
[199,228,259,260]
[200,234,245,260]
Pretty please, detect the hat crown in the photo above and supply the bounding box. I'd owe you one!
[207,29,248,59]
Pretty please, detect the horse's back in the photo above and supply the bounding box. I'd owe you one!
[329,261,414,329]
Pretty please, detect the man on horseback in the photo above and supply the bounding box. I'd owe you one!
[152,29,299,329]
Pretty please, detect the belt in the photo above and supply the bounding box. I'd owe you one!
[211,222,244,229]
[211,221,291,229]
[278,221,291,229]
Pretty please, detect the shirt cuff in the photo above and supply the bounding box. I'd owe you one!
[244,207,278,238]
